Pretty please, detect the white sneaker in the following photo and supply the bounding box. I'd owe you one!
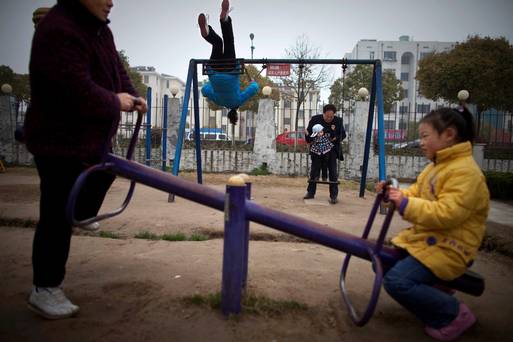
[27,287,80,319]
[75,222,100,231]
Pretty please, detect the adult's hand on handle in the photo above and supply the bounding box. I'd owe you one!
[117,92,135,112]
[133,96,148,114]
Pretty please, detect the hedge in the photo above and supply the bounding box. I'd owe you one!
[484,171,513,200]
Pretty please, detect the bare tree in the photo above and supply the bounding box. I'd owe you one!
[282,35,331,148]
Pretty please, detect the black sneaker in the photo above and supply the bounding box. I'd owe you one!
[329,198,338,204]
[303,193,314,199]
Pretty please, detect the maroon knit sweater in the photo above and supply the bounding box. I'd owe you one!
[24,0,137,162]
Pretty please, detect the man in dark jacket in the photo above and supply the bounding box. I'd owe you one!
[24,0,147,320]
[304,104,346,204]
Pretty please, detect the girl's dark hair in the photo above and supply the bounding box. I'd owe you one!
[420,106,475,144]
[227,108,238,125]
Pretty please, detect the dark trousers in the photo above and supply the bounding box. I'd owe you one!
[384,256,459,328]
[32,156,115,287]
[307,150,338,199]
[204,17,235,71]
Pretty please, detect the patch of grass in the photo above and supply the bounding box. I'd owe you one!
[98,231,121,239]
[183,293,221,309]
[189,233,209,241]
[161,232,186,241]
[0,217,38,228]
[134,231,161,240]
[182,292,308,316]
[250,163,271,176]
[242,294,308,316]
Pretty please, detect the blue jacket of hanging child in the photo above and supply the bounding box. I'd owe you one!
[201,68,259,109]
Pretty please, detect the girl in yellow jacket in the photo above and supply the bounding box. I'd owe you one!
[378,106,489,341]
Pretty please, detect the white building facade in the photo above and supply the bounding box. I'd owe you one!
[345,36,455,117]
[132,66,186,128]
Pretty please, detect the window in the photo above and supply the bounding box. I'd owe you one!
[166,80,169,88]
[143,75,149,83]
[401,54,411,65]
[399,119,407,129]
[369,51,375,59]
[400,72,409,81]
[420,52,433,60]
[384,120,396,130]
[208,117,216,127]
[383,51,396,61]
[417,104,431,113]
[284,117,291,125]
[404,89,408,98]
[284,100,291,108]
[399,105,408,114]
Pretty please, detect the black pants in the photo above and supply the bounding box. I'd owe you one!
[307,150,338,199]
[204,17,235,71]
[32,156,115,287]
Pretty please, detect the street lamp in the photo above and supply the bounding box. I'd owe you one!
[249,33,255,59]
[357,87,369,100]
[170,84,179,98]
[1,83,12,95]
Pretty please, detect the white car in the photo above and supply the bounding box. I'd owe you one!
[392,139,420,149]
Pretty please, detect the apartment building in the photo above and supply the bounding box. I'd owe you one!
[345,35,455,116]
[132,66,186,128]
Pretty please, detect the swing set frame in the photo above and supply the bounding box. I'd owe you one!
[172,58,387,197]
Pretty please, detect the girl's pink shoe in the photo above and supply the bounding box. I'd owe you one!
[425,303,476,341]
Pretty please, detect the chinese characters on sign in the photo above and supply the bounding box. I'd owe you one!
[266,64,291,77]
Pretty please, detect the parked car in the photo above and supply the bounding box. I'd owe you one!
[186,128,229,141]
[275,131,307,145]
[392,139,421,149]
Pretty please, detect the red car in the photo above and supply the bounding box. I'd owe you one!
[275,131,307,145]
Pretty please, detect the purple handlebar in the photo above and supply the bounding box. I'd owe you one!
[66,111,143,227]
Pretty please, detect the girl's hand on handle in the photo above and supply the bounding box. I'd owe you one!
[388,187,404,207]
[117,93,135,111]
[375,181,387,194]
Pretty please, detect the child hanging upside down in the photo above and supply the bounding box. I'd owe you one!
[198,0,259,125]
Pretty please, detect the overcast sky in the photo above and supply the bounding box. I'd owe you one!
[1,0,512,99]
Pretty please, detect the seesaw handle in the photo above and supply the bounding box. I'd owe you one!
[339,178,398,326]
[66,109,143,227]
[340,246,383,326]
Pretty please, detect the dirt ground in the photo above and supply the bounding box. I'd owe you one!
[1,167,513,342]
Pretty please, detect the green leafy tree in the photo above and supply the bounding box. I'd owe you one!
[118,50,147,97]
[416,36,513,131]
[328,64,403,113]
[0,65,30,102]
[204,64,281,112]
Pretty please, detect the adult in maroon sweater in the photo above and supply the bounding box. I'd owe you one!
[24,0,147,320]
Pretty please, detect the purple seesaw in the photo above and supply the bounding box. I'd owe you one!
[66,112,484,326]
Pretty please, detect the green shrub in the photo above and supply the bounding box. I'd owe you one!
[250,163,271,176]
[484,171,513,200]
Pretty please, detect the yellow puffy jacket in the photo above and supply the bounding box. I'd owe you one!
[392,142,489,281]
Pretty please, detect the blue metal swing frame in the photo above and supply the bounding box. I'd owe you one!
[172,58,387,197]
